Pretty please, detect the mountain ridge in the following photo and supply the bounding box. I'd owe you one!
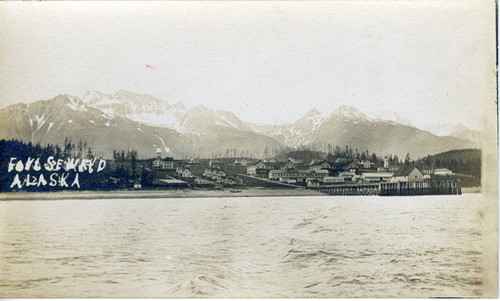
[0,90,480,159]
[0,94,282,159]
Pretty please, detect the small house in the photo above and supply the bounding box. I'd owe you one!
[283,160,296,170]
[391,166,424,183]
[247,160,279,175]
[195,178,211,185]
[361,160,372,169]
[180,168,193,178]
[247,160,268,175]
[307,179,320,187]
[153,157,175,170]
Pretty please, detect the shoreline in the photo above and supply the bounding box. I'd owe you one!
[0,186,481,201]
[0,187,325,201]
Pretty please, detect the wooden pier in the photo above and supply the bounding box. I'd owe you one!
[310,180,461,196]
[379,180,461,196]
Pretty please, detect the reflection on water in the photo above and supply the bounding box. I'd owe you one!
[0,195,486,297]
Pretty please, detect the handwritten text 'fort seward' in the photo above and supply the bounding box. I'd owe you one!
[7,157,106,189]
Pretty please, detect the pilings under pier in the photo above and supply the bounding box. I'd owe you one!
[312,184,379,196]
[310,180,461,196]
[379,180,461,196]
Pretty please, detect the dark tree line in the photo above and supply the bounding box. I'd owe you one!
[0,139,143,192]
[112,149,138,162]
[416,149,481,177]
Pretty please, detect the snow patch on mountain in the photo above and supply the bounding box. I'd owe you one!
[215,110,239,129]
[66,96,88,112]
[47,122,54,132]
[126,111,183,130]
[34,113,46,131]
[155,133,171,153]
[101,109,114,119]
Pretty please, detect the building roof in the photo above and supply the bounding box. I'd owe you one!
[362,172,394,178]
[339,171,356,176]
[307,169,329,174]
[270,169,292,173]
[310,165,324,170]
[393,166,422,177]
[251,160,268,166]
[434,168,452,172]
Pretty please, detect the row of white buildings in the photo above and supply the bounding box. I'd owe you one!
[268,165,454,187]
[246,158,374,176]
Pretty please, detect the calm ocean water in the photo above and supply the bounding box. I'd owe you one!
[0,194,486,297]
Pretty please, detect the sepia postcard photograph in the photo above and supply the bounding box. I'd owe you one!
[0,0,498,298]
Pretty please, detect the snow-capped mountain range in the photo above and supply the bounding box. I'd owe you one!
[250,105,379,146]
[80,90,187,131]
[0,90,479,159]
[72,89,476,142]
[78,90,252,134]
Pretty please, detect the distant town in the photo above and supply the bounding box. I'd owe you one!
[0,139,480,196]
[142,147,470,196]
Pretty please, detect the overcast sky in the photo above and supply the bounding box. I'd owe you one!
[0,1,495,129]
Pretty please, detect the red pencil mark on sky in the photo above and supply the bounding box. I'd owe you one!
[145,64,157,70]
